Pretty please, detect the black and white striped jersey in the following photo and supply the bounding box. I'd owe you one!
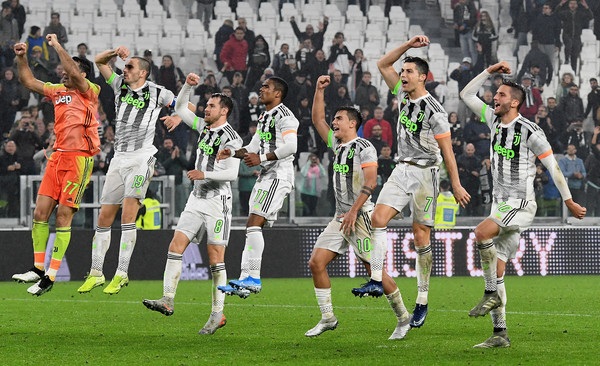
[107,73,175,156]
[245,103,299,182]
[328,133,378,214]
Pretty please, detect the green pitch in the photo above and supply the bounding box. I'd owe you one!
[2,276,598,365]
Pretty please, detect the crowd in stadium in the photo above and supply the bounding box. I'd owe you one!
[1,0,600,221]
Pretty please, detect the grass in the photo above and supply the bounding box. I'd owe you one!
[1,276,599,365]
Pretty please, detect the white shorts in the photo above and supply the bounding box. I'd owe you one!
[101,154,155,204]
[488,198,537,262]
[314,210,373,263]
[176,193,232,246]
[376,163,439,226]
[249,178,292,224]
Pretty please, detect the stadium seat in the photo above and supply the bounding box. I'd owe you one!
[51,0,74,17]
[117,21,139,38]
[93,21,116,37]
[280,3,297,23]
[346,5,366,31]
[163,18,184,38]
[186,19,207,39]
[76,1,100,17]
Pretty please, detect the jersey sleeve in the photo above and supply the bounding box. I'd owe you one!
[42,82,62,98]
[279,115,299,135]
[224,134,243,152]
[528,126,553,157]
[430,111,451,138]
[105,72,124,93]
[158,88,176,108]
[82,80,100,101]
[359,140,378,167]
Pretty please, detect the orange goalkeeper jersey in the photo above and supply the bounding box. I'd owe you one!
[43,80,101,156]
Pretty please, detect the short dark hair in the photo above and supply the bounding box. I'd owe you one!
[267,76,288,100]
[403,56,429,77]
[335,106,363,131]
[211,93,234,119]
[77,43,88,49]
[132,56,150,75]
[71,57,91,77]
[440,179,451,191]
[502,79,526,110]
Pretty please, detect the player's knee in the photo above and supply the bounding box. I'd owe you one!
[308,256,325,273]
[370,210,388,228]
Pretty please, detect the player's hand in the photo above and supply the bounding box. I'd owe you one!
[186,73,200,86]
[565,199,586,219]
[406,35,430,49]
[486,61,512,75]
[316,75,330,90]
[114,46,130,60]
[13,42,27,56]
[452,185,471,208]
[160,115,182,132]
[217,148,232,161]
[187,170,205,181]
[338,211,357,236]
[46,34,59,47]
[243,152,261,167]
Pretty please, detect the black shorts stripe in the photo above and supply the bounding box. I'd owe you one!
[502,200,527,226]
[262,179,280,213]
[221,195,230,242]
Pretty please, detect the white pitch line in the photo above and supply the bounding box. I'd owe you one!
[2,298,597,318]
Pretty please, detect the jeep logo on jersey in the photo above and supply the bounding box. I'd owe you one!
[333,163,350,174]
[121,94,146,109]
[259,131,272,141]
[494,143,515,160]
[55,95,72,104]
[198,140,214,155]
[399,110,419,133]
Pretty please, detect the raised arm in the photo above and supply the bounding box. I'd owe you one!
[460,62,511,125]
[377,35,430,91]
[312,75,333,143]
[95,46,129,81]
[13,43,44,94]
[175,73,204,129]
[46,34,89,93]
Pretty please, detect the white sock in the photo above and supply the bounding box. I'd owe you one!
[314,287,334,320]
[90,226,111,276]
[386,288,410,322]
[370,227,387,282]
[163,251,182,298]
[477,239,498,292]
[491,277,507,330]
[115,223,137,277]
[415,244,432,304]
[242,226,263,279]
[211,263,226,313]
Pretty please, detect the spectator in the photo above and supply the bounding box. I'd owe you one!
[9,110,42,175]
[509,0,534,56]
[295,38,315,73]
[538,164,562,216]
[328,84,352,115]
[374,143,395,203]
[196,0,214,33]
[585,127,600,216]
[489,73,504,96]
[305,49,329,85]
[448,111,464,156]
[33,133,55,174]
[562,120,591,160]
[363,106,393,148]
[519,73,543,122]
[25,26,49,62]
[354,71,379,116]
[546,96,567,151]
[289,16,328,52]
[157,55,185,94]
[246,35,270,89]
[286,70,311,111]
[0,67,20,138]
[453,0,478,65]
[238,131,261,216]
[156,137,188,216]
[299,153,326,216]
[463,114,491,159]
[28,45,52,83]
[220,27,249,84]
[230,72,248,111]
[295,95,312,156]
[250,67,273,93]
[559,143,587,205]
[214,19,234,70]
[8,0,25,39]
[42,12,67,65]
[0,1,18,69]
[556,0,593,73]
[237,17,255,52]
[348,48,368,100]
[0,140,22,216]
[456,143,481,216]
[434,179,459,229]
[555,72,575,104]
[471,8,498,67]
[558,83,584,125]
[584,78,600,125]
[194,72,219,97]
[271,43,294,75]
[368,124,386,156]
[327,32,354,84]
[517,41,553,88]
[534,104,561,152]
[450,56,479,123]
[75,43,95,80]
[479,156,493,215]
[135,189,162,230]
[220,85,240,131]
[383,96,399,153]
[240,91,264,136]
[531,3,562,71]
[142,49,160,82]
